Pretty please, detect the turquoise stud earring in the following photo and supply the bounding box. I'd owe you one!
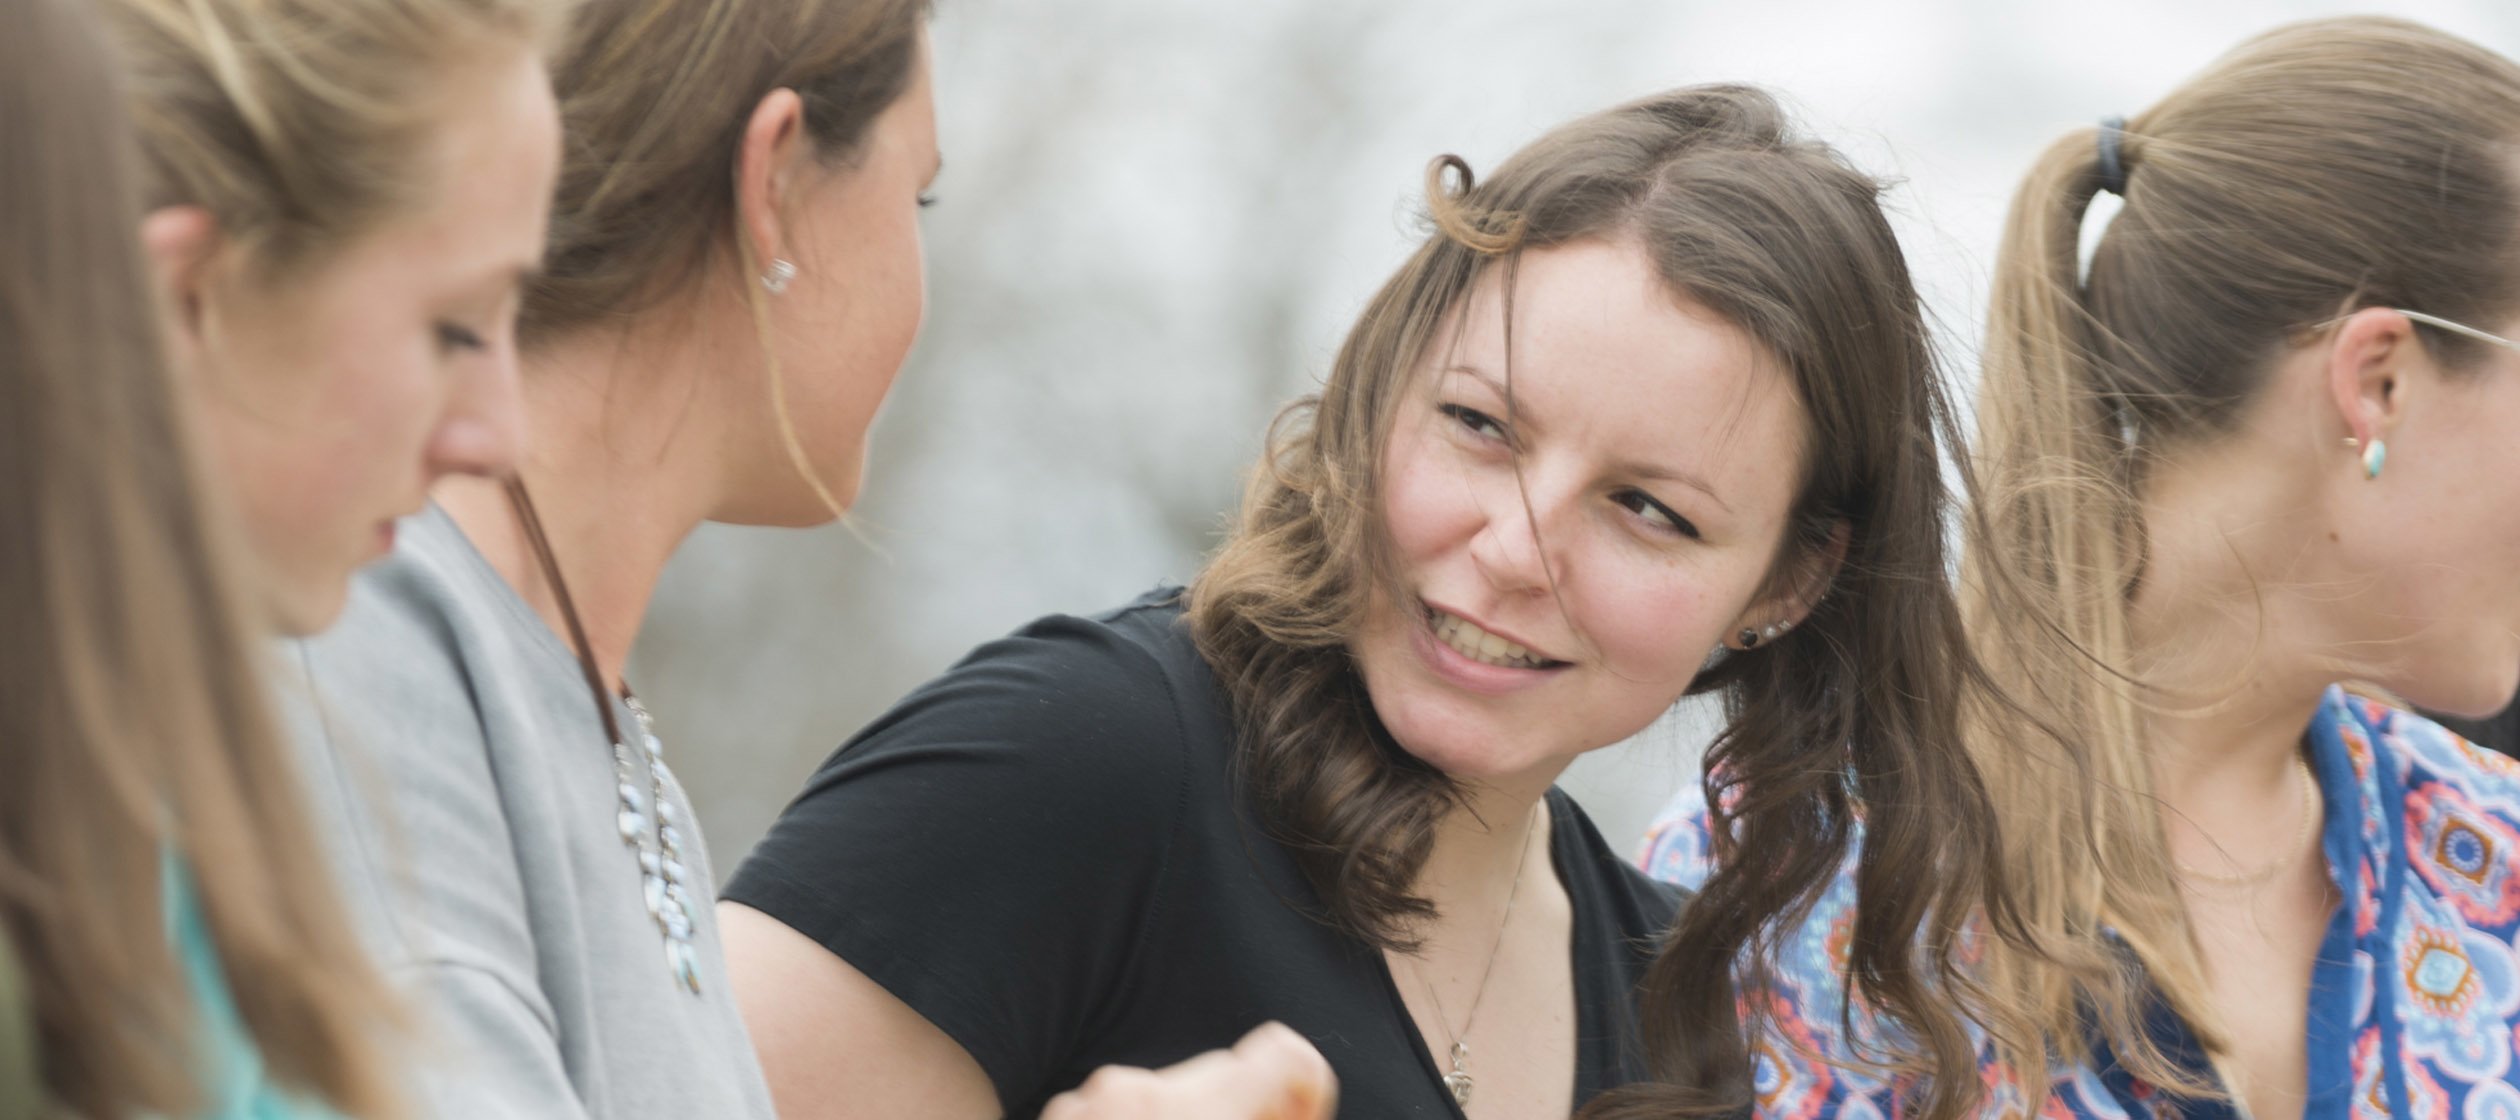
[2362,439,2387,480]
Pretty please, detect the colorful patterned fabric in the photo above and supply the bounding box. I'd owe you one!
[1638,686,2520,1120]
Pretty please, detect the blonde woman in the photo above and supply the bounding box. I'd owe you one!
[1641,16,2520,1120]
[279,0,1334,1116]
[0,0,550,1110]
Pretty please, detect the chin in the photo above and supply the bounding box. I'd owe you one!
[1373,694,1549,784]
[269,578,351,638]
[2392,644,2520,721]
[729,458,865,528]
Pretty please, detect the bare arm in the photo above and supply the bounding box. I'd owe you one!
[724,904,1336,1120]
[722,901,1002,1120]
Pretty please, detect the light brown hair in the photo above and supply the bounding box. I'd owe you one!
[106,0,558,282]
[518,0,925,519]
[1189,85,2027,1119]
[0,0,402,1113]
[1965,14,2520,1103]
[524,0,926,341]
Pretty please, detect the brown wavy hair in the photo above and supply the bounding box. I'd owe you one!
[1189,84,2027,1119]
[0,0,401,1113]
[1962,16,2520,1107]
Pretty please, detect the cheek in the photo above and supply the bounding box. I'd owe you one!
[223,327,435,532]
[1579,563,1734,687]
[1378,420,1481,563]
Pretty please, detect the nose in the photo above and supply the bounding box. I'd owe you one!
[1466,477,1560,596]
[425,339,526,480]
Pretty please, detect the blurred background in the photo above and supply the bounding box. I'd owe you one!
[630,0,2520,878]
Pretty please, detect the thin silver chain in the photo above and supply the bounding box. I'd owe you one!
[1406,802,1543,1106]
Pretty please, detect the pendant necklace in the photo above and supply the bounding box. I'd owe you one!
[1405,803,1542,1109]
[506,476,702,994]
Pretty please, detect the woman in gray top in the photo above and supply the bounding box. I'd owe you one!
[284,0,1337,1116]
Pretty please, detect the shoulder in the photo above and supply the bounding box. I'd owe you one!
[742,589,1219,894]
[283,506,575,818]
[292,506,562,721]
[2336,689,2520,936]
[840,587,1213,775]
[278,510,578,969]
[2336,687,2520,805]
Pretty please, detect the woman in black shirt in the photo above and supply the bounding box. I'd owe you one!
[724,84,2011,1120]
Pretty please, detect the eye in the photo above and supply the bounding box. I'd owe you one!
[1437,402,1507,443]
[435,322,487,354]
[1615,489,1702,540]
[917,191,939,209]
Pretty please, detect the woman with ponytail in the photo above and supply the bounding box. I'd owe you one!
[723,82,2015,1120]
[1643,16,2520,1120]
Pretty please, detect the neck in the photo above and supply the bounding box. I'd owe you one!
[2131,429,2336,869]
[1410,770,1559,940]
[435,324,734,693]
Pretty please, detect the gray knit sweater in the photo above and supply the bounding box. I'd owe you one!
[280,504,775,1120]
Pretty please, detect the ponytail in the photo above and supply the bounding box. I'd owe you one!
[1962,15,2520,1106]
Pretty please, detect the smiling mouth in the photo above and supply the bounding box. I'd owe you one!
[1422,603,1570,670]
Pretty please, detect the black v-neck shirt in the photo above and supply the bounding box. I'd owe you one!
[726,589,1686,1118]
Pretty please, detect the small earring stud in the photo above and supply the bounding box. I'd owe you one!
[2343,436,2361,449]
[2361,438,2388,480]
[761,258,797,295]
[1737,627,1761,650]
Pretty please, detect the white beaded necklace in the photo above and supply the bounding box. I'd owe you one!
[508,477,702,995]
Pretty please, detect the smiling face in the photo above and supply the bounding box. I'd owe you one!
[1350,237,1814,787]
[181,44,559,633]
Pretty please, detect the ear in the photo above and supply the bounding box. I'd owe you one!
[138,205,222,379]
[2322,307,2420,450]
[734,88,809,283]
[1724,519,1849,650]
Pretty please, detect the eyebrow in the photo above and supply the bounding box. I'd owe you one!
[1444,362,1734,514]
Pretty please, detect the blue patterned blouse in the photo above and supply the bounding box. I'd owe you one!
[1639,686,2520,1120]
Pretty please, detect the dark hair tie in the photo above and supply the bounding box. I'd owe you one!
[2095,115,2129,196]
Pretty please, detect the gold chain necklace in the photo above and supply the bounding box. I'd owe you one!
[1404,804,1542,1109]
[2174,755,2321,889]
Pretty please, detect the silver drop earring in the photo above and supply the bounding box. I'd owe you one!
[761,257,797,294]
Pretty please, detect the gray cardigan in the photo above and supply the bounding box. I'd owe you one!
[281,505,776,1120]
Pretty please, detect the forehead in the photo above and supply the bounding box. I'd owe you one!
[1432,239,1807,501]
[359,47,557,279]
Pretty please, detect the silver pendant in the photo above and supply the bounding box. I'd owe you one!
[1445,1042,1473,1107]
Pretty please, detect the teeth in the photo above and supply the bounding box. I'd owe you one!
[1429,609,1550,669]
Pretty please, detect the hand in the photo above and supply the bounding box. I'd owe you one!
[1040,1023,1337,1120]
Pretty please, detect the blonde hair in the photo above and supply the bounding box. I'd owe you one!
[107,0,558,280]
[0,0,407,1114]
[1966,15,2520,1104]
